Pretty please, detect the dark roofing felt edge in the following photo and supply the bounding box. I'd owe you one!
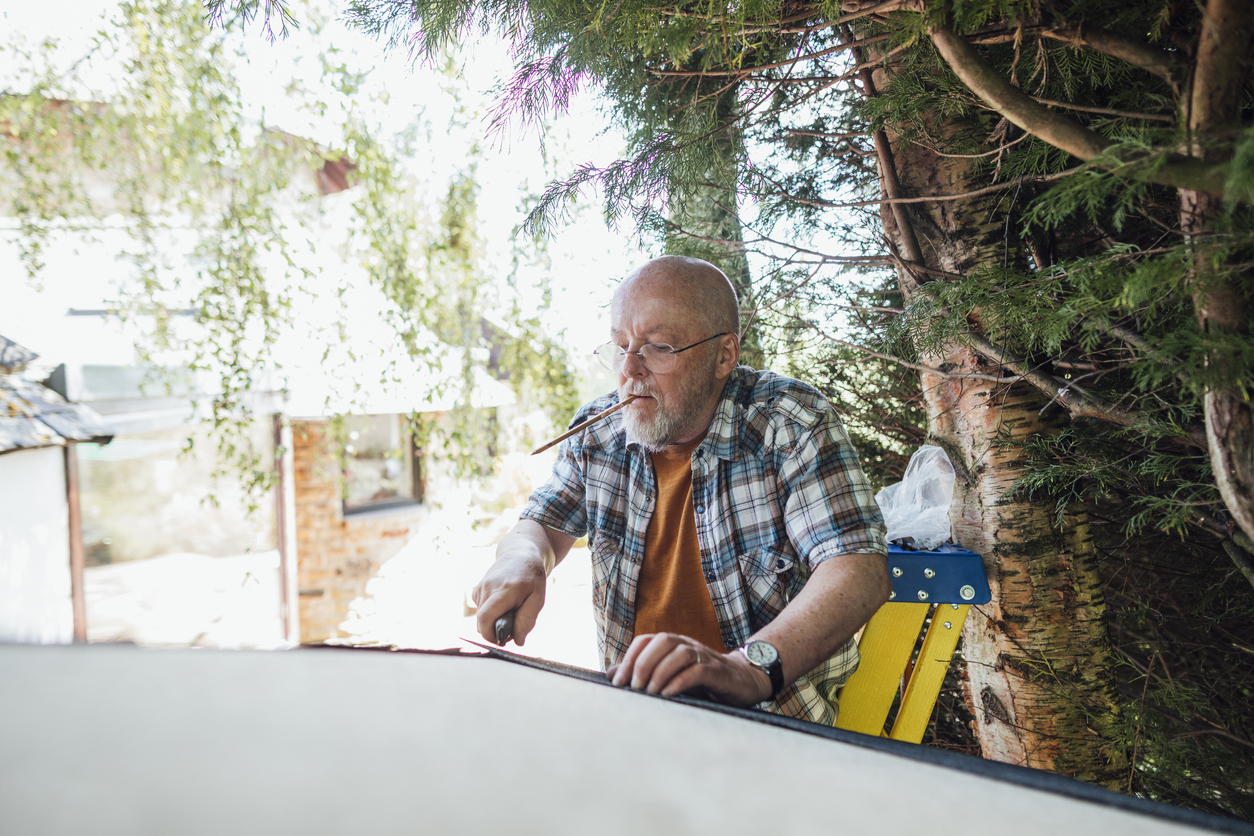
[307,643,1254,835]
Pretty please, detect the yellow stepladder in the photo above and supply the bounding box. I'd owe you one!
[834,544,990,743]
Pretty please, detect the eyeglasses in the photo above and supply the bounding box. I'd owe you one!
[593,333,729,374]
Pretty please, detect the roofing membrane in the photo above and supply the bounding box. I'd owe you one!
[2,643,1250,836]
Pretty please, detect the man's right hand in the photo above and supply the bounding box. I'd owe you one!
[471,553,548,646]
[471,520,576,647]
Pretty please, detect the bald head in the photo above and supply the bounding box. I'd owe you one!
[610,256,742,449]
[614,256,740,339]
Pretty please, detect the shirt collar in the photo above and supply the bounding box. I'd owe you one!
[702,366,746,462]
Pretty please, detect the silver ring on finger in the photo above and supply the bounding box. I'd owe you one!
[695,648,703,666]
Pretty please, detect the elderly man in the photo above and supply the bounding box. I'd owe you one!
[473,255,890,722]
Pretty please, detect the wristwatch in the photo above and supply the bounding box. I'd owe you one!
[739,640,785,700]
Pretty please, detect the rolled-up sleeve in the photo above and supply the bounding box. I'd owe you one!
[780,410,887,569]
[519,437,590,538]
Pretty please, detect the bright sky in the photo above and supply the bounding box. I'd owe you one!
[0,0,648,378]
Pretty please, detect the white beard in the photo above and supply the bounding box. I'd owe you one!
[620,355,719,452]
[621,393,684,452]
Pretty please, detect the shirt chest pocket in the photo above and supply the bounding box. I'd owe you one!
[589,534,624,613]
[735,546,804,629]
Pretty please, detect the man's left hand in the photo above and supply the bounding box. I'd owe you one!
[608,632,773,707]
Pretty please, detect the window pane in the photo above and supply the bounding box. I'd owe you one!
[342,414,415,512]
[76,419,282,648]
[79,422,276,566]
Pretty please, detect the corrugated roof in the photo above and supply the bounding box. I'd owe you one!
[0,336,114,455]
[0,335,39,374]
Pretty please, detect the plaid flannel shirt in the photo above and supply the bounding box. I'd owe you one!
[520,365,887,724]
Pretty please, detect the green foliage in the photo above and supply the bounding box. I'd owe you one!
[2,0,576,501]
[1015,426,1217,536]
[205,0,299,41]
[3,1,303,501]
[1224,128,1254,210]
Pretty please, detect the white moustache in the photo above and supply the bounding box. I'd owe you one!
[622,384,656,399]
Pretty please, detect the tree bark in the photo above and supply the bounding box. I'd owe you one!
[865,60,1128,785]
[1180,0,1254,549]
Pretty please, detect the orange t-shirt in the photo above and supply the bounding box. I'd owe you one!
[633,435,727,652]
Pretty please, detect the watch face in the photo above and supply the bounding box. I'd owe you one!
[745,641,778,667]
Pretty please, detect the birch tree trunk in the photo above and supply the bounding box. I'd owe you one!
[867,69,1127,785]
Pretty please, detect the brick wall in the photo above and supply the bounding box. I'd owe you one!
[292,420,426,643]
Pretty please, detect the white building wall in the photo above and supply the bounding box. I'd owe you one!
[0,446,73,643]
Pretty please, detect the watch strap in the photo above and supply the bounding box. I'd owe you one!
[763,656,785,699]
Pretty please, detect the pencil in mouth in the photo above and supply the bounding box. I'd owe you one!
[530,394,640,456]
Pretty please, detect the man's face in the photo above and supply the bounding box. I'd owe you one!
[611,280,722,451]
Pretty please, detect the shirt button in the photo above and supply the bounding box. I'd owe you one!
[695,504,704,514]
[704,572,715,582]
[777,560,786,569]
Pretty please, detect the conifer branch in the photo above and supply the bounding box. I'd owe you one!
[652,46,905,104]
[928,25,1237,198]
[1033,98,1173,122]
[649,34,891,77]
[922,130,1031,158]
[965,331,1209,448]
[1039,27,1184,90]
[883,248,967,281]
[662,219,891,269]
[754,165,1081,209]
[728,223,898,270]
[807,323,1023,382]
[929,25,1117,160]
[779,129,872,140]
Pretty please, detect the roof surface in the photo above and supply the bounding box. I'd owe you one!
[0,335,38,375]
[1,643,1249,836]
[0,336,113,454]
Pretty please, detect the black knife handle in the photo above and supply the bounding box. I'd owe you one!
[493,612,515,646]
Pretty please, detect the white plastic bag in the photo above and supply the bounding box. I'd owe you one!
[874,445,955,551]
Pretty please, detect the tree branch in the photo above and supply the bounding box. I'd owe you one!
[928,25,1235,198]
[858,68,925,279]
[808,324,1023,382]
[753,165,1081,209]
[1033,98,1173,122]
[650,34,891,77]
[1220,539,1254,590]
[964,331,1209,449]
[1040,27,1184,91]
[779,129,871,139]
[837,0,925,25]
[930,25,1107,158]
